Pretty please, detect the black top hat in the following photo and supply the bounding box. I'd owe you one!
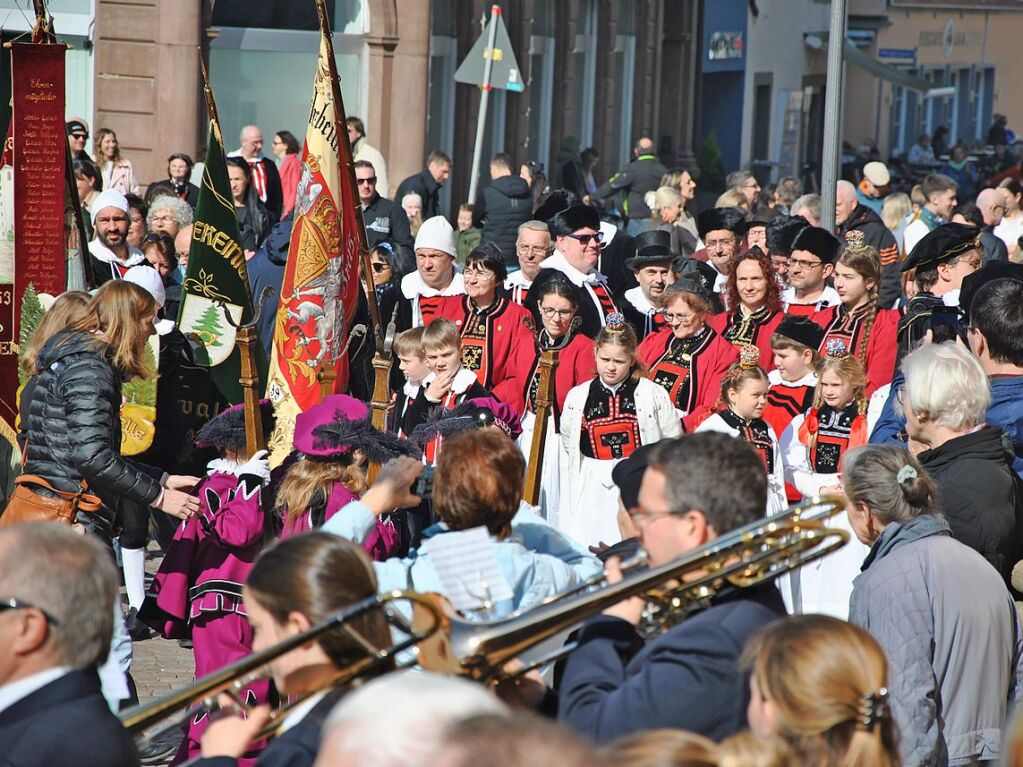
[626,229,674,270]
[766,216,811,257]
[774,315,825,351]
[901,222,982,273]
[697,207,747,240]
[790,226,843,264]
[548,203,601,238]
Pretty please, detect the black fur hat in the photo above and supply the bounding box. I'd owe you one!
[548,203,601,238]
[532,188,578,223]
[790,226,843,265]
[194,400,276,451]
[697,207,747,240]
[766,216,811,257]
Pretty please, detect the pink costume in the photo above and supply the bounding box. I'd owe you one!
[142,467,269,767]
[279,481,399,560]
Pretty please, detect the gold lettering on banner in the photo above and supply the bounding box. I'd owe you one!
[192,220,245,272]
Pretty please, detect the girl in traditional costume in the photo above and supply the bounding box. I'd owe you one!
[696,345,786,513]
[560,313,681,547]
[779,341,872,618]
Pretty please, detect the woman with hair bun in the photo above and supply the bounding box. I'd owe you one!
[744,614,900,767]
[842,444,1023,766]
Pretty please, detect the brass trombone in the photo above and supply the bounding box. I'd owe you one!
[121,589,444,748]
[413,495,850,683]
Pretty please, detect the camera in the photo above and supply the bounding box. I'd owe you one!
[413,466,435,499]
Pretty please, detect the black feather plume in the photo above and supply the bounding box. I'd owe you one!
[310,416,422,462]
[407,402,494,446]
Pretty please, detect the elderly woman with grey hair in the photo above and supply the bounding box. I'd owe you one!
[897,341,1022,586]
[843,444,1023,767]
[146,193,194,239]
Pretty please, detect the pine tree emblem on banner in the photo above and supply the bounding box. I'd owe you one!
[176,71,262,406]
[265,18,362,464]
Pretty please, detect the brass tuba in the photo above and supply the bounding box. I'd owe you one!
[413,495,850,683]
[121,590,443,749]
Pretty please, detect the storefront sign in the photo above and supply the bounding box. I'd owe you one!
[708,31,743,60]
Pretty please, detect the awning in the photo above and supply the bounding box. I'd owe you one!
[804,32,938,95]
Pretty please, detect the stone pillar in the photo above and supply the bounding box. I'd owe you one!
[93,0,202,190]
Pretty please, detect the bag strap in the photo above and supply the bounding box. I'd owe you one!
[13,474,102,513]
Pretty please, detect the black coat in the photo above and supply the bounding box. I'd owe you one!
[192,688,346,767]
[395,169,442,219]
[982,226,1009,264]
[145,179,200,208]
[593,155,667,221]
[918,425,1023,588]
[19,330,163,533]
[363,194,414,250]
[476,175,533,265]
[248,216,293,356]
[558,582,786,743]
[0,667,139,767]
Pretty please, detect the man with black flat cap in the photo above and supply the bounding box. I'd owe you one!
[782,226,842,316]
[895,223,982,359]
[525,204,620,339]
[696,207,747,303]
[619,230,674,339]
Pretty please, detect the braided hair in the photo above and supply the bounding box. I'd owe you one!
[806,351,868,457]
[837,233,882,371]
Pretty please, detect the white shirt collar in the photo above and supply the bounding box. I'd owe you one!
[504,270,533,289]
[422,366,478,395]
[538,250,606,287]
[782,284,841,309]
[278,689,328,734]
[0,667,71,716]
[942,288,960,307]
[624,286,657,315]
[768,368,818,387]
[400,269,465,300]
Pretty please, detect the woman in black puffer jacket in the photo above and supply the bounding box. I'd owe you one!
[18,281,200,540]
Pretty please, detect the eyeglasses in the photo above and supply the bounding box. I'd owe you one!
[517,245,549,256]
[371,262,392,273]
[704,237,735,249]
[626,508,680,524]
[664,311,697,323]
[0,598,59,625]
[151,215,175,223]
[144,233,168,244]
[539,306,575,319]
[463,268,496,280]
[789,258,824,270]
[357,176,377,186]
[741,180,761,190]
[567,231,604,246]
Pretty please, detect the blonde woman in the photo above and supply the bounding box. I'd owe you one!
[744,615,900,767]
[93,128,140,196]
[715,188,750,214]
[880,192,912,258]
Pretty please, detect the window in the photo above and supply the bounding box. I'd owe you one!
[523,7,555,170]
[568,0,598,147]
[613,1,636,168]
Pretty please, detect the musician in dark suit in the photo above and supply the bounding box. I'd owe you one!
[557,432,787,743]
[0,524,138,767]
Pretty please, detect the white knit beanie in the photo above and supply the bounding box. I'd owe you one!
[90,189,129,225]
[413,215,457,258]
[123,265,166,308]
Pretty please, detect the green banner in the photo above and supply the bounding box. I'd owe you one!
[176,118,263,405]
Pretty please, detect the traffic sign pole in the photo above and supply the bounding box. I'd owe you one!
[466,5,500,205]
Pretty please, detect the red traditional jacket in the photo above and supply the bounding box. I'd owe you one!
[810,304,899,396]
[508,330,596,421]
[707,307,784,371]
[433,294,534,407]
[638,325,739,431]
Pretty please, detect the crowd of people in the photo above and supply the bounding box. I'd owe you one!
[6,113,1023,767]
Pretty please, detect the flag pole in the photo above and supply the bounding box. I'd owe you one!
[314,0,393,431]
[466,5,500,205]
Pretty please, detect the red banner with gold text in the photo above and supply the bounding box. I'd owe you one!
[1,44,67,438]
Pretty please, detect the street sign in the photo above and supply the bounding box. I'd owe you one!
[455,8,524,92]
[878,47,916,63]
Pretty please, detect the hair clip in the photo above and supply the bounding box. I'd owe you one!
[605,312,627,334]
[738,344,760,370]
[896,465,918,484]
[844,230,868,252]
[824,338,850,358]
[856,688,890,732]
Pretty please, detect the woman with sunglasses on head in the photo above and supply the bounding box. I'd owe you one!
[433,242,534,408]
[510,274,596,522]
[708,246,784,368]
[638,267,739,431]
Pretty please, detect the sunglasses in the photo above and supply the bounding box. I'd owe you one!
[71,133,89,140]
[567,231,604,246]
[0,598,59,625]
[371,262,391,273]
[357,176,377,185]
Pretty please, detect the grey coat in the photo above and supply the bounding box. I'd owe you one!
[849,514,1023,766]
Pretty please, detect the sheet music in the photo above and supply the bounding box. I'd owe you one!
[419,527,513,613]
